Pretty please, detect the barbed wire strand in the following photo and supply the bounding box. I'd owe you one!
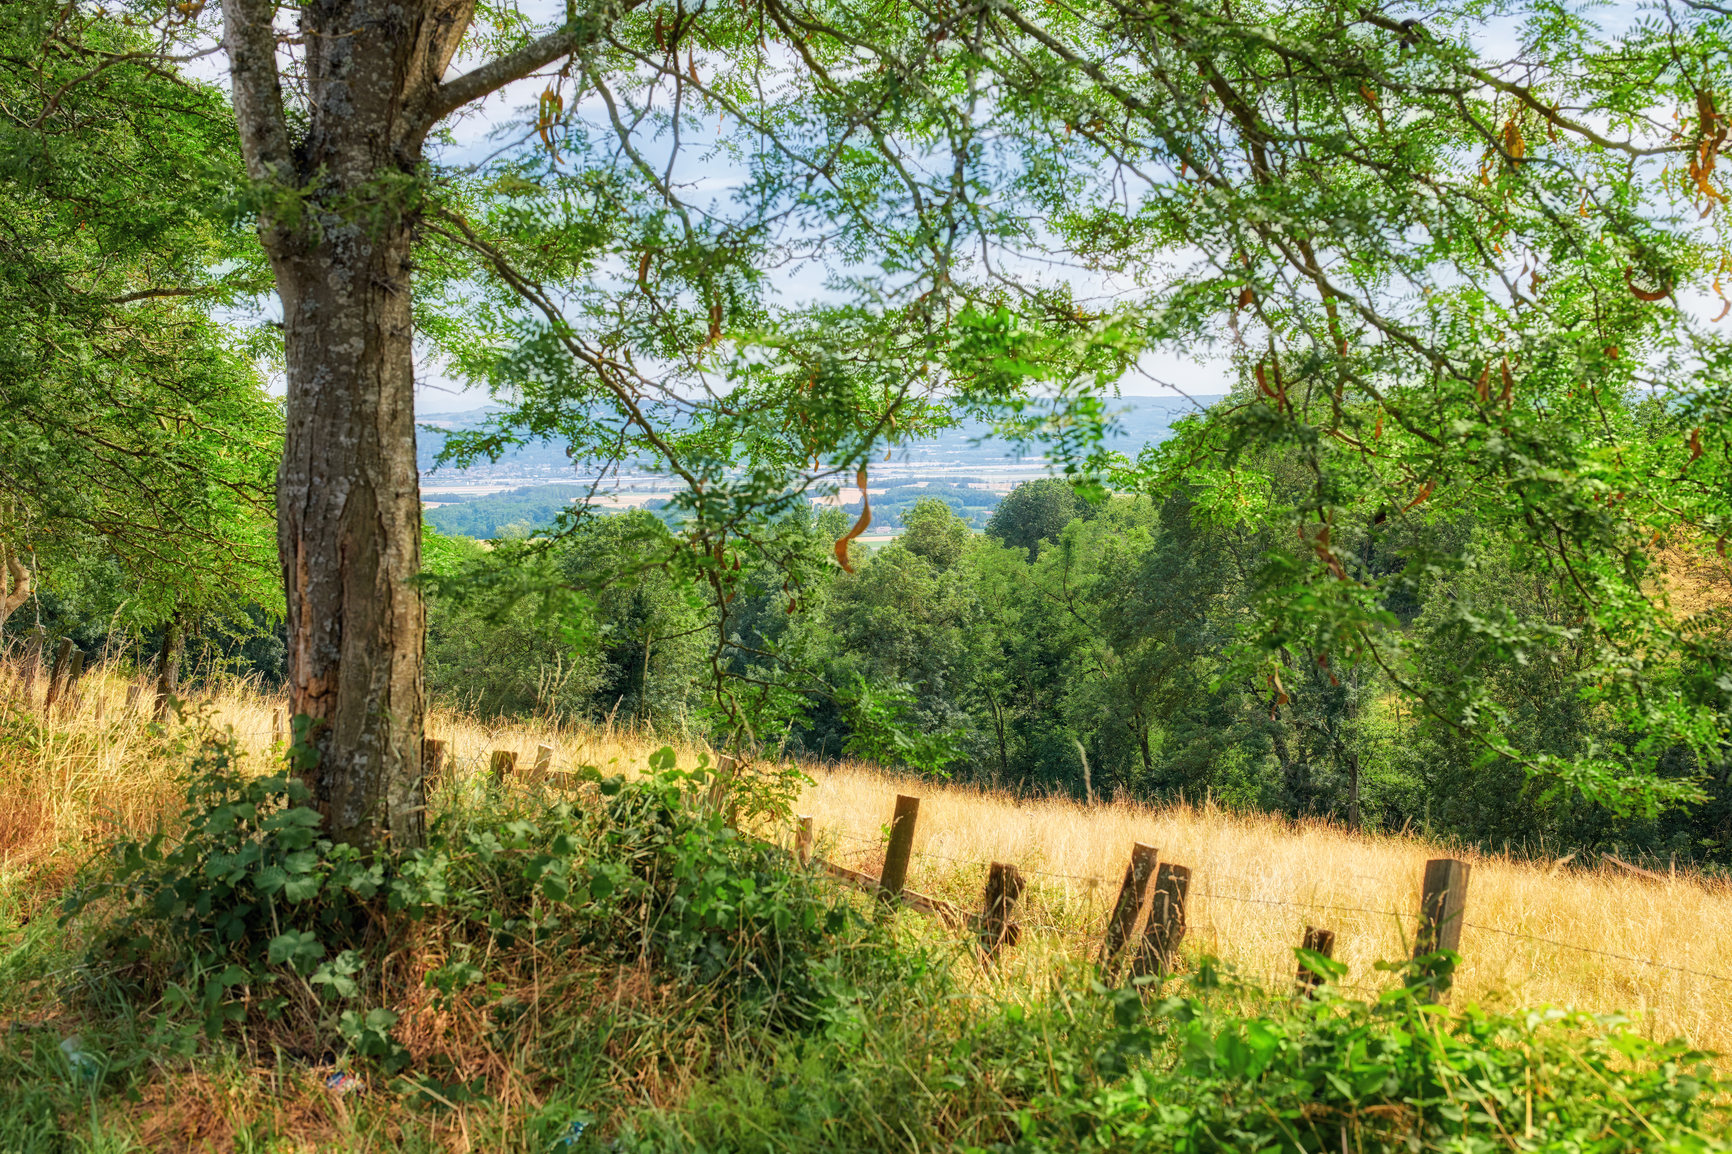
[1207,889,1417,923]
[1463,921,1732,986]
[828,836,1108,883]
[809,832,1732,989]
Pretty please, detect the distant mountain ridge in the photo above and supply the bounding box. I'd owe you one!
[416,395,1219,478]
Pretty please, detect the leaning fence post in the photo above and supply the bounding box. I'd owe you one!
[1296,925,1337,995]
[978,862,1026,959]
[1101,842,1159,966]
[42,637,72,713]
[795,815,814,867]
[706,753,738,815]
[489,749,518,783]
[878,794,920,905]
[1412,858,1470,1002]
[1134,863,1190,978]
[533,743,554,774]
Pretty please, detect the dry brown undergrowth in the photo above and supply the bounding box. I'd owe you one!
[6,665,1732,1058]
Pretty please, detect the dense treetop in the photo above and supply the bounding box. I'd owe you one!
[2,0,1728,825]
[0,1,280,631]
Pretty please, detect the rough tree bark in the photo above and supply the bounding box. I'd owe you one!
[154,615,184,721]
[217,0,617,848]
[1346,747,1362,829]
[0,545,31,638]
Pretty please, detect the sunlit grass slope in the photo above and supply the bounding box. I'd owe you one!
[5,666,1731,1058]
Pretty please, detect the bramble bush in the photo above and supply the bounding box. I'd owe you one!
[1002,966,1727,1153]
[60,728,867,1071]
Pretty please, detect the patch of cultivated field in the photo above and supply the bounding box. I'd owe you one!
[7,669,1732,1057]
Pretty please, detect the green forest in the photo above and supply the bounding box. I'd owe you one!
[417,465,1730,862]
[5,0,1732,1145]
[43,460,1728,862]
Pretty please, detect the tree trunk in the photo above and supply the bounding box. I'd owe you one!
[218,0,614,849]
[983,681,1009,788]
[0,545,31,638]
[1270,708,1309,815]
[274,211,426,850]
[154,616,183,720]
[1346,748,1361,830]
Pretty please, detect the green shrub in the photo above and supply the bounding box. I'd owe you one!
[49,727,1732,1151]
[619,961,1729,1154]
[61,731,870,1071]
[60,728,386,1052]
[1005,969,1728,1154]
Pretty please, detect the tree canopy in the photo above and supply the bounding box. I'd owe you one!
[6,0,1728,838]
[422,0,1729,814]
[0,0,280,632]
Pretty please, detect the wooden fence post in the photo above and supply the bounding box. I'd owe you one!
[61,649,85,713]
[1412,858,1470,1002]
[878,794,920,905]
[1296,925,1337,995]
[125,684,141,715]
[795,815,814,867]
[489,749,518,783]
[706,753,738,814]
[533,743,554,774]
[22,626,47,699]
[978,862,1026,959]
[272,708,284,746]
[422,739,448,789]
[1134,863,1190,978]
[1101,842,1159,966]
[42,637,72,713]
[413,738,448,845]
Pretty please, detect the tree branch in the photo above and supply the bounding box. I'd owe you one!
[108,286,207,304]
[218,0,292,183]
[409,1,632,137]
[1,547,31,619]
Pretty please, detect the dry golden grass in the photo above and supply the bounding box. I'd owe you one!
[797,764,1732,1045]
[8,664,1732,1059]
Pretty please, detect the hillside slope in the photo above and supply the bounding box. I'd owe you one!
[6,671,1728,1057]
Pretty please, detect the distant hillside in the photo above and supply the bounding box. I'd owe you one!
[422,479,1005,539]
[417,396,1217,538]
[422,483,595,538]
[834,481,1002,530]
[416,395,1218,479]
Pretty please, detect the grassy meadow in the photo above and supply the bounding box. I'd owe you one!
[6,666,1731,1057]
[3,665,1731,1151]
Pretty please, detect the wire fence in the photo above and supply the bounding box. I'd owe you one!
[1461,921,1732,986]
[15,674,1727,1007]
[818,823,1732,991]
